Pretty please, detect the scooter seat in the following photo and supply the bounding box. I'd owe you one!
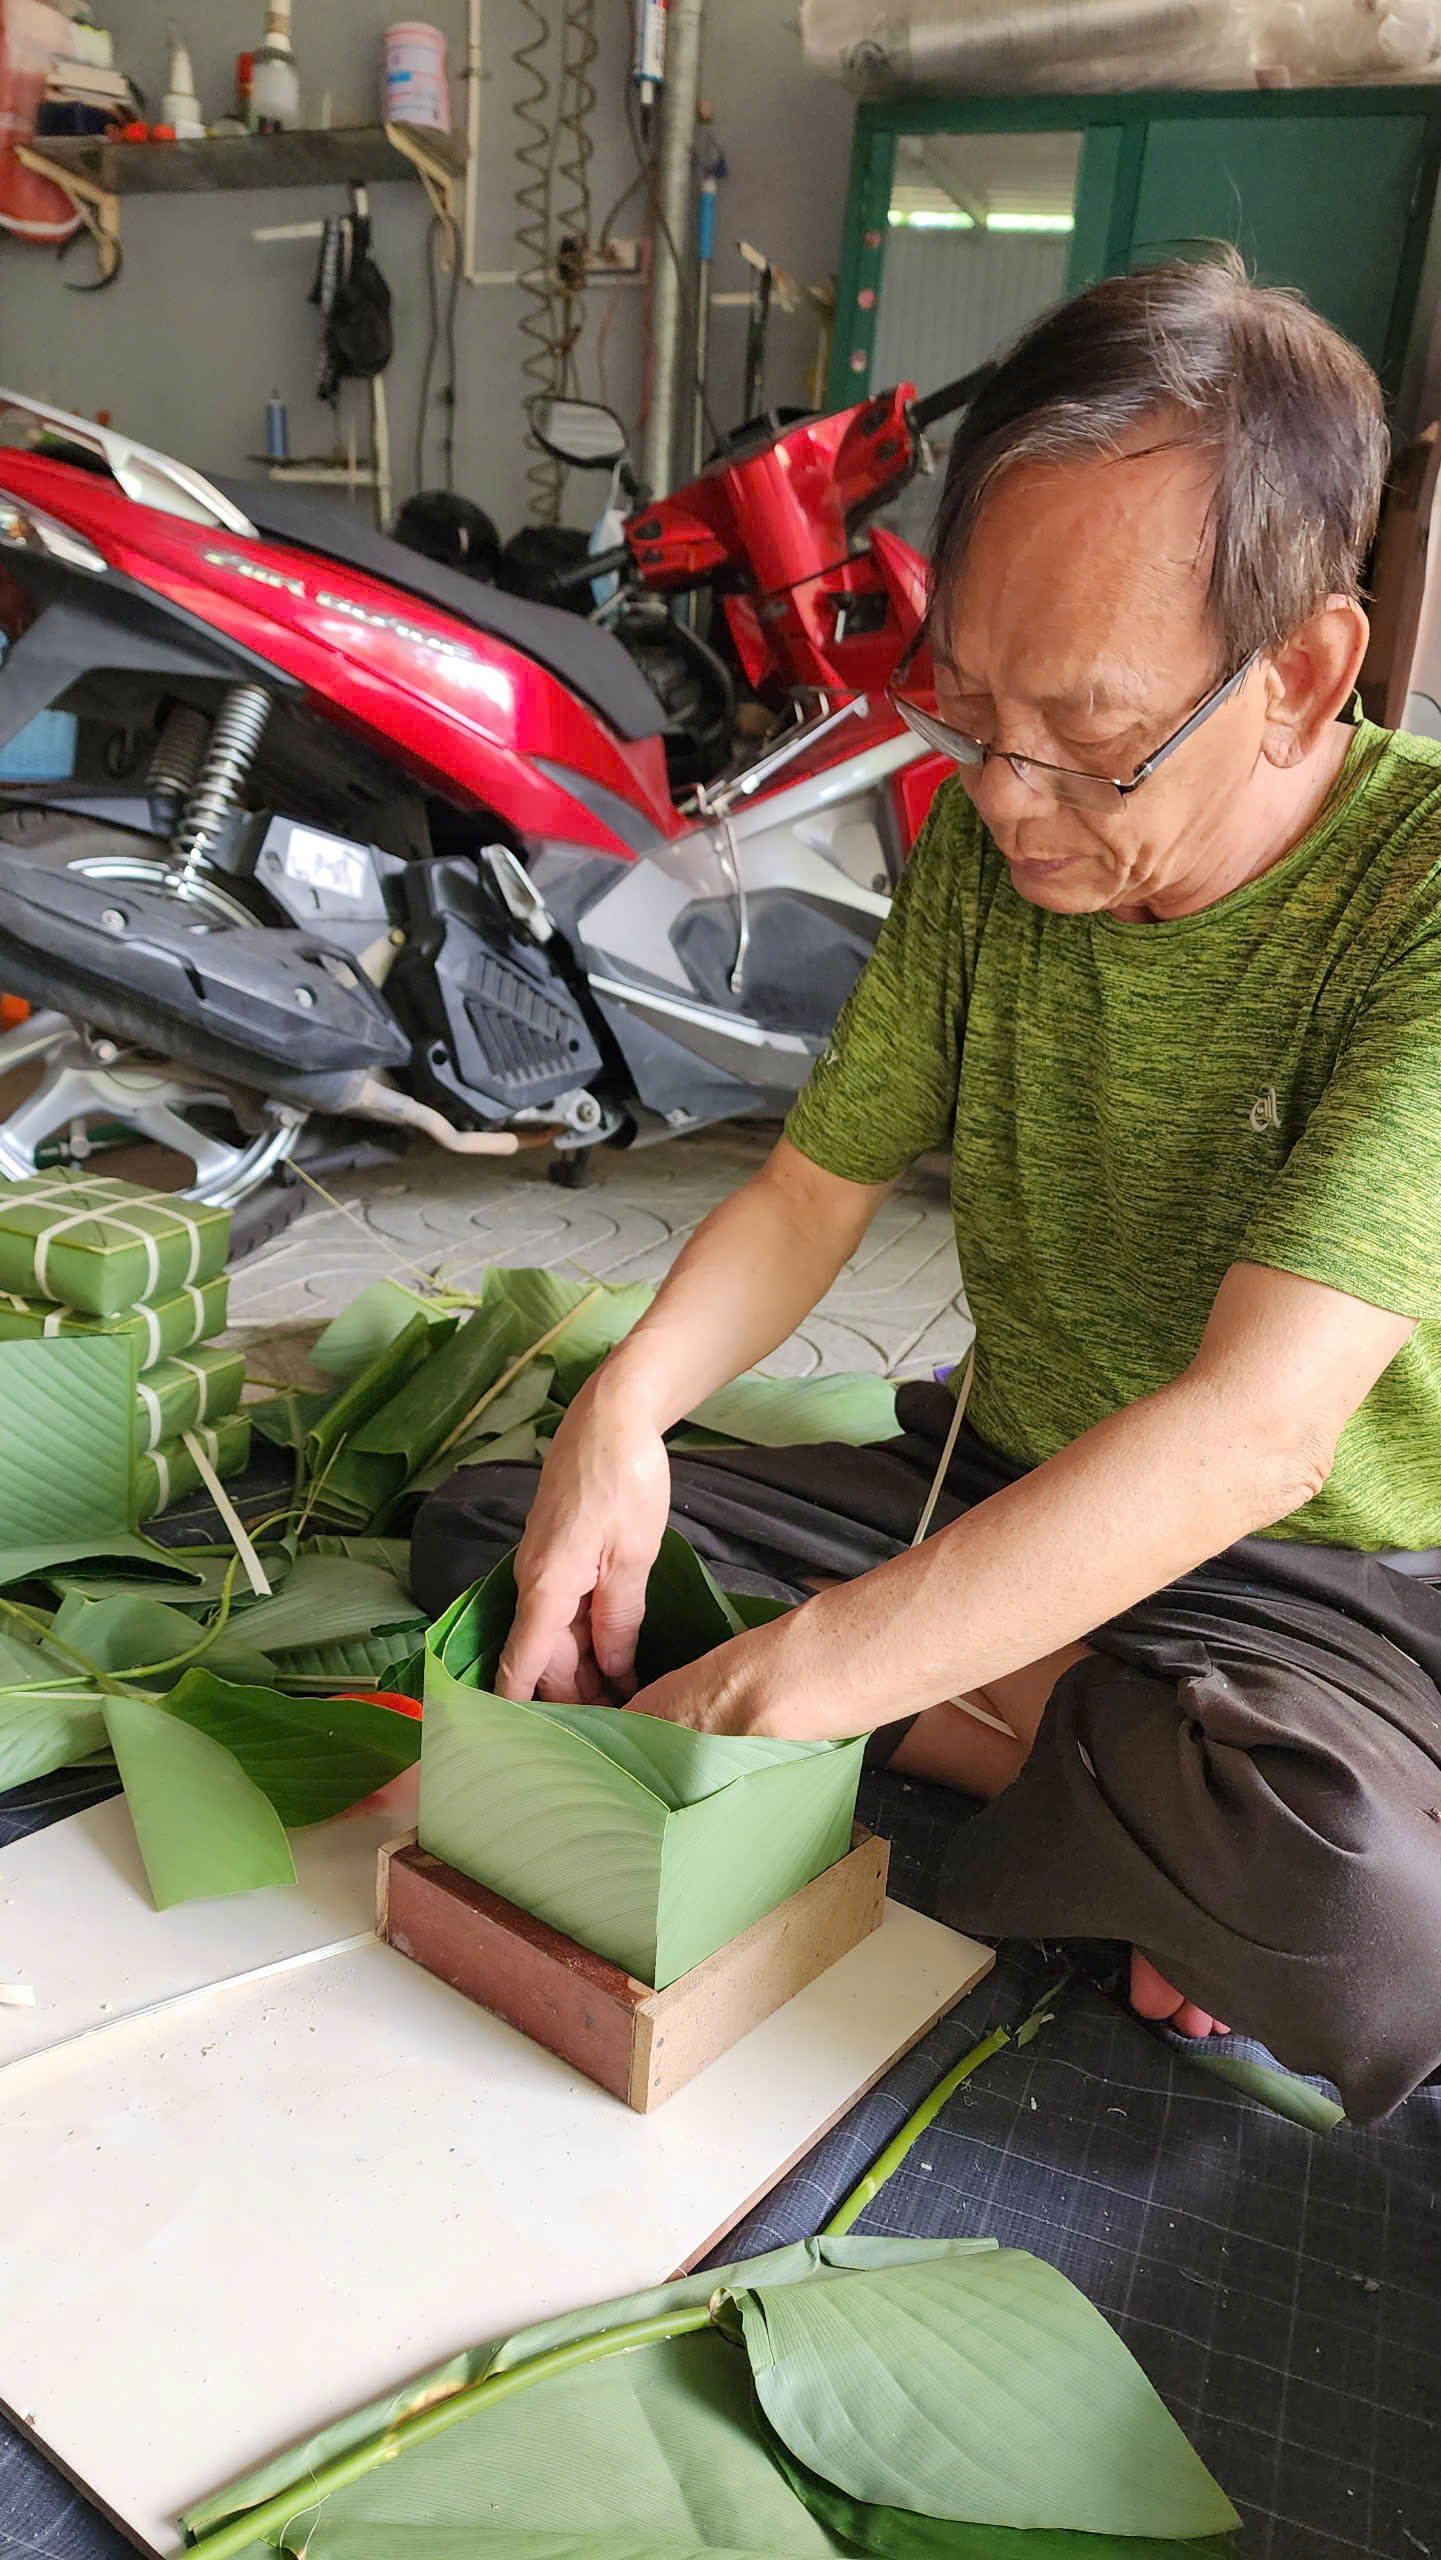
[213,477,666,744]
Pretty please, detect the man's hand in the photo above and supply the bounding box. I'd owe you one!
[496,1383,672,1702]
[625,1605,888,1745]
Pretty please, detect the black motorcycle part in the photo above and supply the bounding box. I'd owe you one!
[389,857,604,1127]
[670,891,873,1035]
[0,556,298,754]
[0,847,410,1080]
[246,814,406,958]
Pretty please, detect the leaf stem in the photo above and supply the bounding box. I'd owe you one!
[824,2027,1011,2236]
[0,1597,150,1702]
[421,1290,605,1477]
[181,2305,715,2560]
[823,1977,1067,2237]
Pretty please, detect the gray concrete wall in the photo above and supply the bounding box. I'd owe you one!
[0,0,853,532]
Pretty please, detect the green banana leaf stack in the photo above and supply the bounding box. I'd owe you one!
[0,1256,901,1924]
[249,1268,902,1531]
[178,2234,1241,2559]
[420,1534,862,1987]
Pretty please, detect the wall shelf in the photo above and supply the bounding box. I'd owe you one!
[16,122,465,284]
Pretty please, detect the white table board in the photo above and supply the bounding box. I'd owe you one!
[0,1800,991,2555]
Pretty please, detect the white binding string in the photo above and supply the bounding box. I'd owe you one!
[136,1377,162,1449]
[182,1427,272,1597]
[908,1349,1015,1739]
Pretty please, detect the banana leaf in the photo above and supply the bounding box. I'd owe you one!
[103,1691,296,1909]
[719,2251,1236,2541]
[316,1310,539,1526]
[226,1554,424,1659]
[0,1682,110,1790]
[178,2236,1237,2560]
[159,1670,420,1827]
[481,1266,655,1403]
[44,1557,225,1608]
[407,1420,544,1494]
[419,1535,862,1988]
[258,1632,423,1693]
[301,1536,416,1578]
[0,1336,141,1583]
[685,1371,901,1450]
[403,1364,559,1494]
[249,1386,339,1453]
[312,1279,455,1381]
[49,1591,275,1687]
[1182,2050,1346,2133]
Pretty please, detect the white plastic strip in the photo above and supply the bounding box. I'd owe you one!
[181,1428,272,1598]
[907,1351,1014,1740]
[0,1936,376,2079]
[136,1379,162,1450]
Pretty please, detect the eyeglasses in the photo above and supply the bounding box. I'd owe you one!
[889,651,1259,814]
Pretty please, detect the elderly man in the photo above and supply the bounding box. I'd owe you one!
[416,252,1441,2120]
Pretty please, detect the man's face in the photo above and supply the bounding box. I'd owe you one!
[934,433,1273,919]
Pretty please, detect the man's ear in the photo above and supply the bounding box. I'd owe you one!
[1260,596,1370,768]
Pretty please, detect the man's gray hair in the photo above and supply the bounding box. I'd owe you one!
[930,247,1389,669]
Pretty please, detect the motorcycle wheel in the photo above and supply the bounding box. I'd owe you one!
[0,849,306,1209]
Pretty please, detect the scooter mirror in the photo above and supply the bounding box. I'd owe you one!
[526,395,629,470]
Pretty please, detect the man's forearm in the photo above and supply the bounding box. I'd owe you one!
[591,1143,887,1435]
[746,1366,1323,1735]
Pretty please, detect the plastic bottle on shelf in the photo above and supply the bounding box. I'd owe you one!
[251,1,301,131]
[162,32,205,139]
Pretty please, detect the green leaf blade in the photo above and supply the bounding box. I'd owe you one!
[686,1370,900,1450]
[163,1670,420,1826]
[723,2253,1239,2542]
[102,1692,295,1911]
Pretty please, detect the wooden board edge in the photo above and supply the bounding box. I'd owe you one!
[0,2388,168,2560]
[635,1831,892,2111]
[666,1937,997,2275]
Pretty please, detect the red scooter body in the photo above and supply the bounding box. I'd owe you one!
[0,385,940,862]
[0,448,678,860]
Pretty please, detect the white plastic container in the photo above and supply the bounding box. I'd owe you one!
[382,22,450,132]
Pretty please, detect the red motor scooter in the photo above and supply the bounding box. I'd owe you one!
[0,371,977,1216]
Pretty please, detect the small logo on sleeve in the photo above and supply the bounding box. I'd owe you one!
[1247,1086,1280,1133]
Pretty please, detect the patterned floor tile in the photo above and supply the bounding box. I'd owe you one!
[227,1134,971,1380]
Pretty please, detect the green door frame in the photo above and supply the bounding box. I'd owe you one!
[828,83,1441,410]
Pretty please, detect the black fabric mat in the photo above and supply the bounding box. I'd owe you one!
[3,1765,1438,2560]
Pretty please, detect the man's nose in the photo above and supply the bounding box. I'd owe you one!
[966,752,1046,824]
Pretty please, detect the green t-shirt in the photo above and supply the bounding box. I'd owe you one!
[785,720,1441,1550]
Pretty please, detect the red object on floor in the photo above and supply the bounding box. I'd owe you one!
[340,1687,423,1719]
[0,994,29,1026]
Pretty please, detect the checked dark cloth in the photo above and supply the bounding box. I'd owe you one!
[2,1764,1440,2560]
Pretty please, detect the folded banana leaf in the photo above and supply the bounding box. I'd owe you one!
[312,1278,456,1381]
[480,1266,655,1403]
[682,1370,901,1449]
[0,1337,137,1575]
[419,1532,863,1989]
[178,2235,1239,2559]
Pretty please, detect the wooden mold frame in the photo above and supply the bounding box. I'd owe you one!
[378,1825,891,2112]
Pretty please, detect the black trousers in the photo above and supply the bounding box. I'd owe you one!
[411,1384,1441,2121]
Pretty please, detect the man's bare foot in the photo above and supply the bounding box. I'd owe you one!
[1130,1948,1230,2040]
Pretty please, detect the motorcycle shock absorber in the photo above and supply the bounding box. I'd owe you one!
[173,683,272,880]
[145,703,211,804]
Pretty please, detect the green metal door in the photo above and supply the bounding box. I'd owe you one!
[1126,112,1429,387]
